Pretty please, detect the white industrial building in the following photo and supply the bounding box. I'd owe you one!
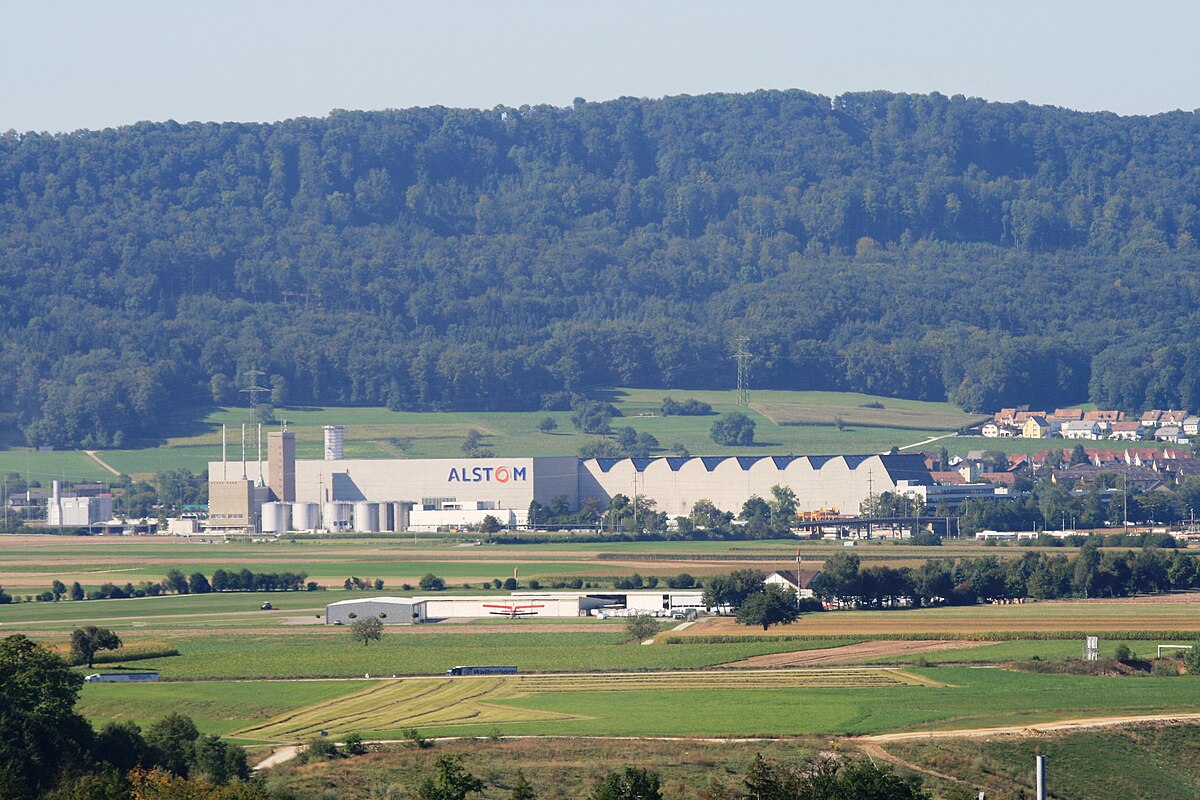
[325,590,706,624]
[46,481,113,527]
[207,423,932,533]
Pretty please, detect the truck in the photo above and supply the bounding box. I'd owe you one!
[445,665,518,676]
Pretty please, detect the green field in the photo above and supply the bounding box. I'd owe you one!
[2,388,979,481]
[73,666,1200,742]
[891,724,1200,800]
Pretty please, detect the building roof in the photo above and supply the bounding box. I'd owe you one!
[1084,410,1123,421]
[1110,421,1142,431]
[929,471,967,485]
[765,569,822,589]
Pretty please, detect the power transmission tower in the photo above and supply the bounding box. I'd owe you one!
[734,337,751,406]
[239,369,269,409]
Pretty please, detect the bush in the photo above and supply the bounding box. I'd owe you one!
[418,573,445,591]
[1114,643,1133,662]
[298,735,341,763]
[1183,643,1200,674]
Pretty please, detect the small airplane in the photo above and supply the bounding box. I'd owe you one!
[482,602,545,618]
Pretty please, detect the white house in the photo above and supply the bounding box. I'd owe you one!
[1061,421,1100,440]
[981,421,1017,438]
[764,569,822,599]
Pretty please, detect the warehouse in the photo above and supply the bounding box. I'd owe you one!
[325,590,706,624]
[208,425,932,532]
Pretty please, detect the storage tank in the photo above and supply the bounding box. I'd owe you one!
[323,425,345,461]
[353,501,380,532]
[323,502,350,531]
[381,502,396,532]
[392,501,411,532]
[261,502,285,534]
[292,502,318,531]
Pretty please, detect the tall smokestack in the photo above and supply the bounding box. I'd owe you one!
[222,424,227,480]
[241,424,247,481]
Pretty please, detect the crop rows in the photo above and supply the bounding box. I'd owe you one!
[236,668,928,741]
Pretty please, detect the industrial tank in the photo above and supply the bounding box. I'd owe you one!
[353,501,380,532]
[323,502,351,532]
[261,502,285,534]
[292,502,318,531]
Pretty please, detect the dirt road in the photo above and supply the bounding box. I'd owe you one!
[720,639,982,667]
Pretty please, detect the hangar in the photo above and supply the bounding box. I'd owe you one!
[325,590,706,624]
[208,426,932,533]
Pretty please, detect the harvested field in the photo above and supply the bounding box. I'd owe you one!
[721,639,985,667]
[237,668,933,741]
[673,601,1200,637]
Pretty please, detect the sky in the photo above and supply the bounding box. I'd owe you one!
[3,1,1198,133]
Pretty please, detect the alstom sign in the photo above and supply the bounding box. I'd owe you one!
[447,465,528,483]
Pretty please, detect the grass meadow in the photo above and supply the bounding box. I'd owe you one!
[74,666,1200,743]
[3,388,976,481]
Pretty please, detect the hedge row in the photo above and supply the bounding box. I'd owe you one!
[664,630,1200,645]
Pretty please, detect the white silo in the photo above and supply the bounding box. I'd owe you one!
[391,501,411,532]
[353,501,379,532]
[323,425,345,461]
[323,502,350,531]
[261,502,285,534]
[292,502,319,531]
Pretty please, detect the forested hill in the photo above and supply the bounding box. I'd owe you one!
[5,90,1200,448]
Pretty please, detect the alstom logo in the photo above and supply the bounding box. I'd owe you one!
[447,466,528,483]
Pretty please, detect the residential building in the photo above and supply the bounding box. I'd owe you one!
[1061,420,1100,440]
[1108,421,1144,441]
[1022,416,1052,438]
[764,569,821,600]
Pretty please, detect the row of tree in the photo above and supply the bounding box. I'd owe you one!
[813,544,1200,606]
[10,91,1200,447]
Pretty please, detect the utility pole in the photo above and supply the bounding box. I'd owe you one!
[1121,471,1128,534]
[734,336,751,406]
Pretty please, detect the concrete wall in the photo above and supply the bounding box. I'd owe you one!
[207,480,254,529]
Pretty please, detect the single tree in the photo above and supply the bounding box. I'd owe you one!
[537,417,558,434]
[69,581,84,601]
[735,584,800,631]
[70,626,122,668]
[419,573,446,591]
[711,412,756,446]
[145,712,201,777]
[188,572,212,594]
[51,579,66,601]
[510,769,537,800]
[480,514,502,534]
[625,613,659,643]
[350,615,384,646]
[163,568,189,594]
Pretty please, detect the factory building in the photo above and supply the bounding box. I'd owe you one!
[206,423,932,533]
[325,590,706,624]
[46,480,113,527]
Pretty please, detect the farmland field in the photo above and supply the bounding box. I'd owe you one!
[0,532,1158,590]
[73,666,1200,743]
[2,388,975,482]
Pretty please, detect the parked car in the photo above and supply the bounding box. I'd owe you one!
[261,602,273,610]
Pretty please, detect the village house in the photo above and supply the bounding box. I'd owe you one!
[1060,420,1101,440]
[980,420,1018,438]
[1108,421,1144,441]
[1021,416,1052,439]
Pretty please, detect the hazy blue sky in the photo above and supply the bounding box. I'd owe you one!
[3,1,1197,133]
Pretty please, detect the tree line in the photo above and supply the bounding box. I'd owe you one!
[8,91,1200,447]
[811,544,1200,606]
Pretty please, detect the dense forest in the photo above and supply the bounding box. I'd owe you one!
[5,90,1200,447]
